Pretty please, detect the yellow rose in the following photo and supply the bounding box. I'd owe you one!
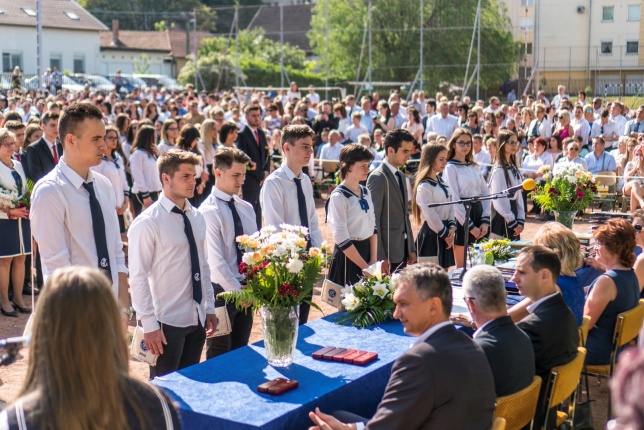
[236,234,249,246]
[247,239,260,250]
[251,251,263,264]
[309,247,320,258]
[295,238,307,248]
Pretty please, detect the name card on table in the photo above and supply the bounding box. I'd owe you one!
[321,279,343,309]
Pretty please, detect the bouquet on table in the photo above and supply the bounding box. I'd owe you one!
[219,224,331,367]
[336,262,396,328]
[531,162,596,212]
[478,238,512,262]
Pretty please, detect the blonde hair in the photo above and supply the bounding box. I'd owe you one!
[533,222,582,276]
[17,267,154,429]
[200,118,217,162]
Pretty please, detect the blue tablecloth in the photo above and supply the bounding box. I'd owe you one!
[153,314,414,430]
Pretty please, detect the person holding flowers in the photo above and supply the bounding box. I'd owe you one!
[412,143,456,270]
[200,147,258,359]
[327,143,377,286]
[0,128,31,317]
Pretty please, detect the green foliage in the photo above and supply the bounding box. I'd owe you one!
[177,53,239,91]
[309,0,520,94]
[336,275,396,328]
[532,162,597,212]
[154,20,168,32]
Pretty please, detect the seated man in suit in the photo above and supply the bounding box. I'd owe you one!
[511,246,579,428]
[462,265,535,397]
[309,263,496,430]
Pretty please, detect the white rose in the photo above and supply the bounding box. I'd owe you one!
[341,293,360,311]
[566,175,577,184]
[287,258,304,274]
[242,252,255,265]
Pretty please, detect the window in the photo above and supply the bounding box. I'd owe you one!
[64,11,79,20]
[519,17,534,30]
[627,41,639,54]
[73,55,85,73]
[628,5,641,21]
[49,53,62,71]
[21,8,36,17]
[2,52,22,72]
[526,43,533,55]
[521,0,534,5]
[602,6,615,22]
[601,41,613,54]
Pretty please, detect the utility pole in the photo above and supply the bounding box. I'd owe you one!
[476,0,481,100]
[37,0,43,86]
[235,4,240,89]
[325,0,329,100]
[419,0,423,91]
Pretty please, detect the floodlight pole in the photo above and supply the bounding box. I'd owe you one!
[37,0,43,86]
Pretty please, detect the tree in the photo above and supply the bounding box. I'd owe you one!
[309,0,520,94]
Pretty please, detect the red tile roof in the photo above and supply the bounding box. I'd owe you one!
[100,30,172,53]
[0,0,107,31]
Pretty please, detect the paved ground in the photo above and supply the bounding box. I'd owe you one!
[0,200,609,428]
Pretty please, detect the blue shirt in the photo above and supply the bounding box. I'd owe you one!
[584,150,616,174]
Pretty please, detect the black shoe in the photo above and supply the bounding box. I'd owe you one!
[12,302,31,314]
[1,306,18,318]
[22,285,39,296]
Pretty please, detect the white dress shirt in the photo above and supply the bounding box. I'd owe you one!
[30,160,127,294]
[442,161,491,227]
[488,164,525,229]
[527,118,553,139]
[572,117,591,147]
[158,141,175,155]
[327,184,376,249]
[128,194,214,332]
[319,142,344,161]
[91,154,128,208]
[521,152,554,181]
[260,164,323,247]
[200,187,258,292]
[426,114,458,140]
[473,149,492,177]
[590,119,619,144]
[129,149,162,196]
[415,178,456,237]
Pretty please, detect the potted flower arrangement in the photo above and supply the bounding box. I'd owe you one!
[337,263,396,328]
[219,224,331,367]
[477,238,512,264]
[531,162,596,229]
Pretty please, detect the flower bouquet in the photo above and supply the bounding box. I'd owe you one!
[478,238,512,262]
[336,263,396,328]
[0,178,34,214]
[218,224,331,367]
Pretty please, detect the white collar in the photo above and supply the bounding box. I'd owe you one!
[280,163,304,180]
[526,291,559,314]
[473,318,498,338]
[58,160,95,191]
[212,186,235,202]
[159,193,193,214]
[383,159,399,176]
[414,320,452,345]
[43,136,55,148]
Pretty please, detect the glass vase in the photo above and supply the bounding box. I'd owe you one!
[554,210,576,230]
[260,304,299,367]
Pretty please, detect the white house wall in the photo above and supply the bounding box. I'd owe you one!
[99,51,171,76]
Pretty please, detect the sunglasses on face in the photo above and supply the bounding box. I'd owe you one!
[634,224,643,232]
[455,140,472,147]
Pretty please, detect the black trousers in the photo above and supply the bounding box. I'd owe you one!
[298,292,314,325]
[132,191,159,217]
[206,284,253,359]
[149,321,206,379]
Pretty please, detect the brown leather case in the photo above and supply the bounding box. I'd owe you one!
[322,347,347,360]
[352,351,378,366]
[332,349,356,362]
[266,379,299,395]
[342,350,367,364]
[312,346,336,360]
[257,378,287,393]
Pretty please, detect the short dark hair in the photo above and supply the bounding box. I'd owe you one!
[157,149,201,182]
[383,128,415,153]
[519,246,561,280]
[243,104,261,115]
[59,103,102,144]
[392,263,452,316]
[214,147,250,171]
[338,143,374,180]
[219,122,239,143]
[3,111,22,123]
[281,124,315,147]
[176,125,201,152]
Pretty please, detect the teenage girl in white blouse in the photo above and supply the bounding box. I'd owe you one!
[129,125,162,216]
[442,128,490,268]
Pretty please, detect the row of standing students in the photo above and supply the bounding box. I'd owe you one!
[326,127,525,289]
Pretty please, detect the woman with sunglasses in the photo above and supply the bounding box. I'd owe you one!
[463,111,480,135]
[623,144,644,211]
[412,144,455,270]
[443,128,490,268]
[557,138,588,170]
[553,110,574,140]
[488,129,524,239]
[326,144,377,286]
[584,219,640,365]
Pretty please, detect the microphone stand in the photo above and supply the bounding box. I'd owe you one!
[427,188,522,280]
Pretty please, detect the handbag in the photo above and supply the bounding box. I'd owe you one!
[149,384,175,430]
[321,278,343,309]
[130,321,158,366]
[22,237,37,338]
[207,306,232,338]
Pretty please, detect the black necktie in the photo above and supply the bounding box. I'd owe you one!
[82,182,112,282]
[293,177,309,228]
[227,199,244,266]
[636,122,641,133]
[395,170,406,201]
[171,206,202,304]
[532,120,539,137]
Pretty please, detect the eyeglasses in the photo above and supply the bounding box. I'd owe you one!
[506,140,519,146]
[634,224,643,233]
[105,136,118,141]
[168,127,178,131]
[569,147,580,151]
[585,110,593,113]
[455,140,472,147]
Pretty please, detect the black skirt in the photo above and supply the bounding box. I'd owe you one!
[328,238,370,287]
[491,198,520,240]
[0,219,31,257]
[416,221,454,270]
[455,201,489,246]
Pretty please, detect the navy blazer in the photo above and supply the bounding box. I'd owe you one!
[24,137,63,183]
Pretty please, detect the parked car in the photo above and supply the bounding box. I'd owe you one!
[133,74,184,92]
[72,74,116,94]
[23,75,85,93]
[104,74,147,93]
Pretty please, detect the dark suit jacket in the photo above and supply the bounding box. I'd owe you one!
[366,324,495,430]
[366,163,415,264]
[475,315,536,397]
[236,126,270,186]
[517,293,579,428]
[24,137,63,183]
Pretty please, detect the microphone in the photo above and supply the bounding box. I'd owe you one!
[0,334,31,349]
[503,178,536,194]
